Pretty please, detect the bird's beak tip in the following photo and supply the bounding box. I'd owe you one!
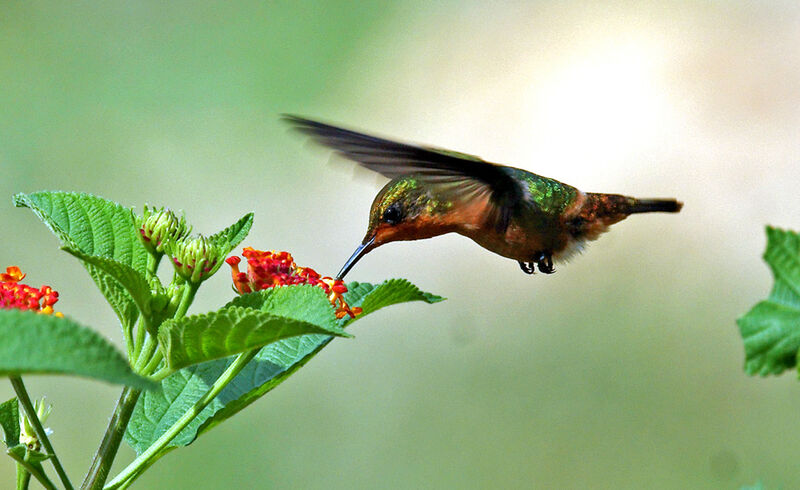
[336,235,376,280]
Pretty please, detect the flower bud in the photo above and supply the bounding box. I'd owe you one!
[168,235,226,284]
[19,397,52,451]
[137,206,191,255]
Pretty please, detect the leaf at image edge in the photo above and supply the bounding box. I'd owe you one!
[737,226,800,376]
[0,398,19,448]
[0,310,155,390]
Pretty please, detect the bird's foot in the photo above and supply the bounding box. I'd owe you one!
[518,261,536,274]
[534,251,555,274]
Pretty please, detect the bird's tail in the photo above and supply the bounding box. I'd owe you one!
[576,193,682,240]
[628,198,683,214]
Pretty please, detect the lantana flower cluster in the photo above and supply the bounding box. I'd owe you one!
[0,266,62,317]
[226,248,362,319]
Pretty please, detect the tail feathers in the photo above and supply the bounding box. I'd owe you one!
[628,198,683,214]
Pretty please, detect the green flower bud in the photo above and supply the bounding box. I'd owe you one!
[19,397,52,451]
[137,206,191,255]
[168,235,227,284]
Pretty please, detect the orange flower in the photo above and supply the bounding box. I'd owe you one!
[226,249,362,319]
[0,266,24,282]
[0,267,63,317]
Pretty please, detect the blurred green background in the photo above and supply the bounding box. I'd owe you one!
[2,1,799,488]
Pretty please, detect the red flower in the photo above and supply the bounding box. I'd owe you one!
[226,249,362,319]
[0,266,63,317]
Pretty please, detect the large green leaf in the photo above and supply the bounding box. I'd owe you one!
[0,310,155,390]
[738,227,800,375]
[226,284,341,327]
[0,398,19,448]
[125,280,442,457]
[14,191,152,329]
[13,192,149,271]
[158,287,350,371]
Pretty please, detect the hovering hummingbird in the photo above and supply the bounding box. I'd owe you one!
[285,115,682,279]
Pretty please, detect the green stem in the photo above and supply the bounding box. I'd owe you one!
[132,316,147,361]
[16,461,31,490]
[172,282,198,320]
[149,366,174,382]
[132,335,157,373]
[123,324,134,362]
[145,253,161,280]
[80,386,142,490]
[9,376,73,490]
[105,349,259,490]
[139,350,163,377]
[7,449,56,490]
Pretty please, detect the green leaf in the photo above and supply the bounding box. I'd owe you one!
[0,310,156,390]
[14,191,151,329]
[125,333,332,455]
[738,227,800,375]
[126,279,442,457]
[85,265,141,333]
[158,288,350,371]
[208,212,253,250]
[226,284,340,328]
[342,279,445,323]
[0,398,19,448]
[13,192,149,271]
[62,247,152,319]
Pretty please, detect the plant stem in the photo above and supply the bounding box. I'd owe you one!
[139,350,163,376]
[172,283,198,320]
[9,376,73,490]
[80,386,141,490]
[132,334,157,373]
[149,366,174,382]
[16,461,31,490]
[105,349,259,489]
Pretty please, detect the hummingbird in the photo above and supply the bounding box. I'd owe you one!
[285,115,683,279]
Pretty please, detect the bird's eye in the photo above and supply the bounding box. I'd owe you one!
[381,203,403,225]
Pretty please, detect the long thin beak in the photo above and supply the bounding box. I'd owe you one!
[336,235,376,280]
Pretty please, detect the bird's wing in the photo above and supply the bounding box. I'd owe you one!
[284,115,523,233]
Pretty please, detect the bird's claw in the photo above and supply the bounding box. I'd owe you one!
[518,261,536,274]
[534,251,555,274]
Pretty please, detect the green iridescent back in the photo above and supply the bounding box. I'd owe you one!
[504,167,578,217]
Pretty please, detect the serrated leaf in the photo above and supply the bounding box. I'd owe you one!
[225,284,339,328]
[84,265,140,332]
[738,227,800,375]
[342,279,445,324]
[208,212,253,250]
[62,247,152,319]
[13,191,149,271]
[126,279,442,459]
[14,191,151,329]
[0,310,155,390]
[158,303,349,371]
[0,398,19,448]
[124,338,327,454]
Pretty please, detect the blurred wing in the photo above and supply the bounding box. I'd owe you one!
[284,115,522,232]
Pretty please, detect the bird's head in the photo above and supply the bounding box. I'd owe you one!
[336,176,457,279]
